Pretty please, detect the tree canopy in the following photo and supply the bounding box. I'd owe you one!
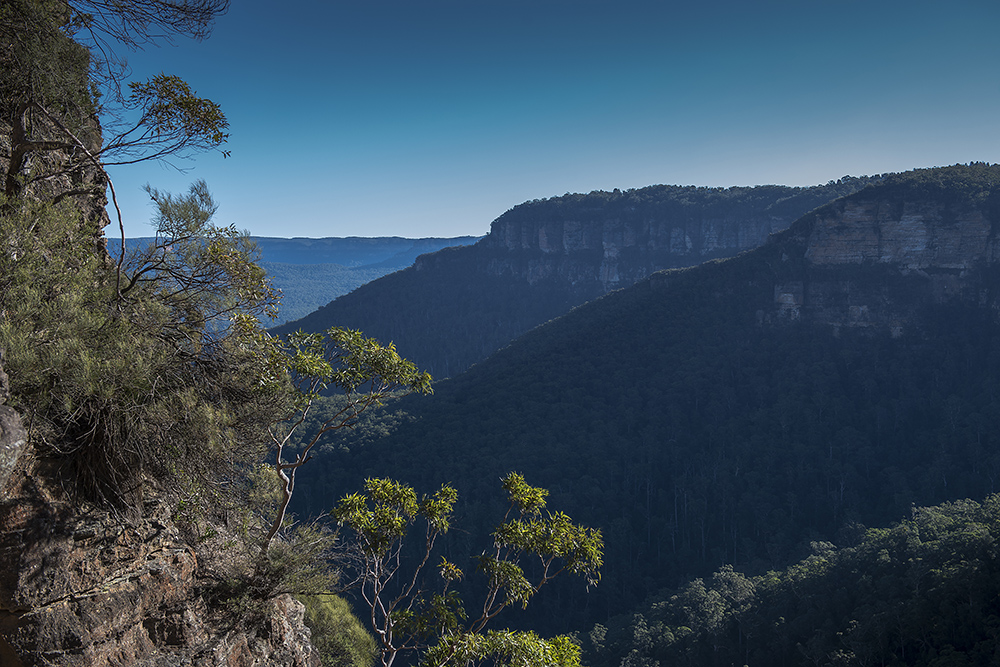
[585,494,1000,667]
[332,473,603,667]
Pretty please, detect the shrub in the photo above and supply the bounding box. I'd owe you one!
[0,185,283,509]
[301,594,378,667]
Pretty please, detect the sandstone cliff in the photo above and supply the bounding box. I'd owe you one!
[0,421,321,667]
[475,181,876,292]
[0,378,320,667]
[758,164,1000,333]
[289,180,874,379]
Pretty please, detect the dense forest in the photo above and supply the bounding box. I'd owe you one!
[585,495,1000,666]
[288,164,1000,659]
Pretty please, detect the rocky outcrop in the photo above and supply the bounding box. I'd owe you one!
[763,164,1000,333]
[0,360,26,493]
[484,211,780,288]
[0,447,321,667]
[477,181,876,292]
[0,110,110,233]
[803,199,995,269]
[482,211,784,291]
[0,407,26,495]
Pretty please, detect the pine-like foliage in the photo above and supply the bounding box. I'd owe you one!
[0,188,283,509]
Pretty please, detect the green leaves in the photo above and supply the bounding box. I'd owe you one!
[421,630,582,667]
[125,181,280,350]
[333,474,601,667]
[476,556,534,609]
[118,74,229,160]
[502,472,548,517]
[260,324,432,557]
[283,327,433,399]
[301,594,378,667]
[493,473,603,590]
[0,187,288,507]
[421,485,458,533]
[332,478,453,559]
[3,0,232,204]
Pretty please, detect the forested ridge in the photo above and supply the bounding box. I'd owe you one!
[484,178,874,237]
[274,177,878,379]
[289,164,1000,660]
[586,495,1000,666]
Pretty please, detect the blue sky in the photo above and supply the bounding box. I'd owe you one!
[105,0,1000,239]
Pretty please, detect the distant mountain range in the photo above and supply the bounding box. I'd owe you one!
[274,177,879,378]
[106,235,481,324]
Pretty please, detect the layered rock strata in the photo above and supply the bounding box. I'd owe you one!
[0,452,321,666]
[763,168,1000,333]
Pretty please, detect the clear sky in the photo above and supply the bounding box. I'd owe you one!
[105,0,1000,239]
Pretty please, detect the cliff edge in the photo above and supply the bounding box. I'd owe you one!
[0,421,320,666]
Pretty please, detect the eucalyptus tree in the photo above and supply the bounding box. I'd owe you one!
[332,473,604,667]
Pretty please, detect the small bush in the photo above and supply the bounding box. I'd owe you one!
[301,594,377,667]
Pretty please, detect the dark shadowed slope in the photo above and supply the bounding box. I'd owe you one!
[293,163,1000,634]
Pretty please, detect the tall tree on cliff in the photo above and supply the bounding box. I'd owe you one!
[0,0,230,221]
[0,0,244,507]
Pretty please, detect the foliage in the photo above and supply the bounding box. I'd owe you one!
[0,184,280,508]
[1,0,97,202]
[585,494,1000,667]
[1,0,229,209]
[302,594,379,667]
[202,519,340,617]
[123,180,276,322]
[331,473,601,667]
[102,73,228,166]
[259,327,432,554]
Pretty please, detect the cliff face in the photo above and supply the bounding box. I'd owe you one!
[758,165,1000,332]
[288,181,875,379]
[476,181,875,292]
[0,436,321,667]
[803,198,995,269]
[482,209,781,288]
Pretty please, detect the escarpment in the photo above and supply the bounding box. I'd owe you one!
[482,194,789,289]
[473,180,879,291]
[286,179,875,378]
[755,165,1000,333]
